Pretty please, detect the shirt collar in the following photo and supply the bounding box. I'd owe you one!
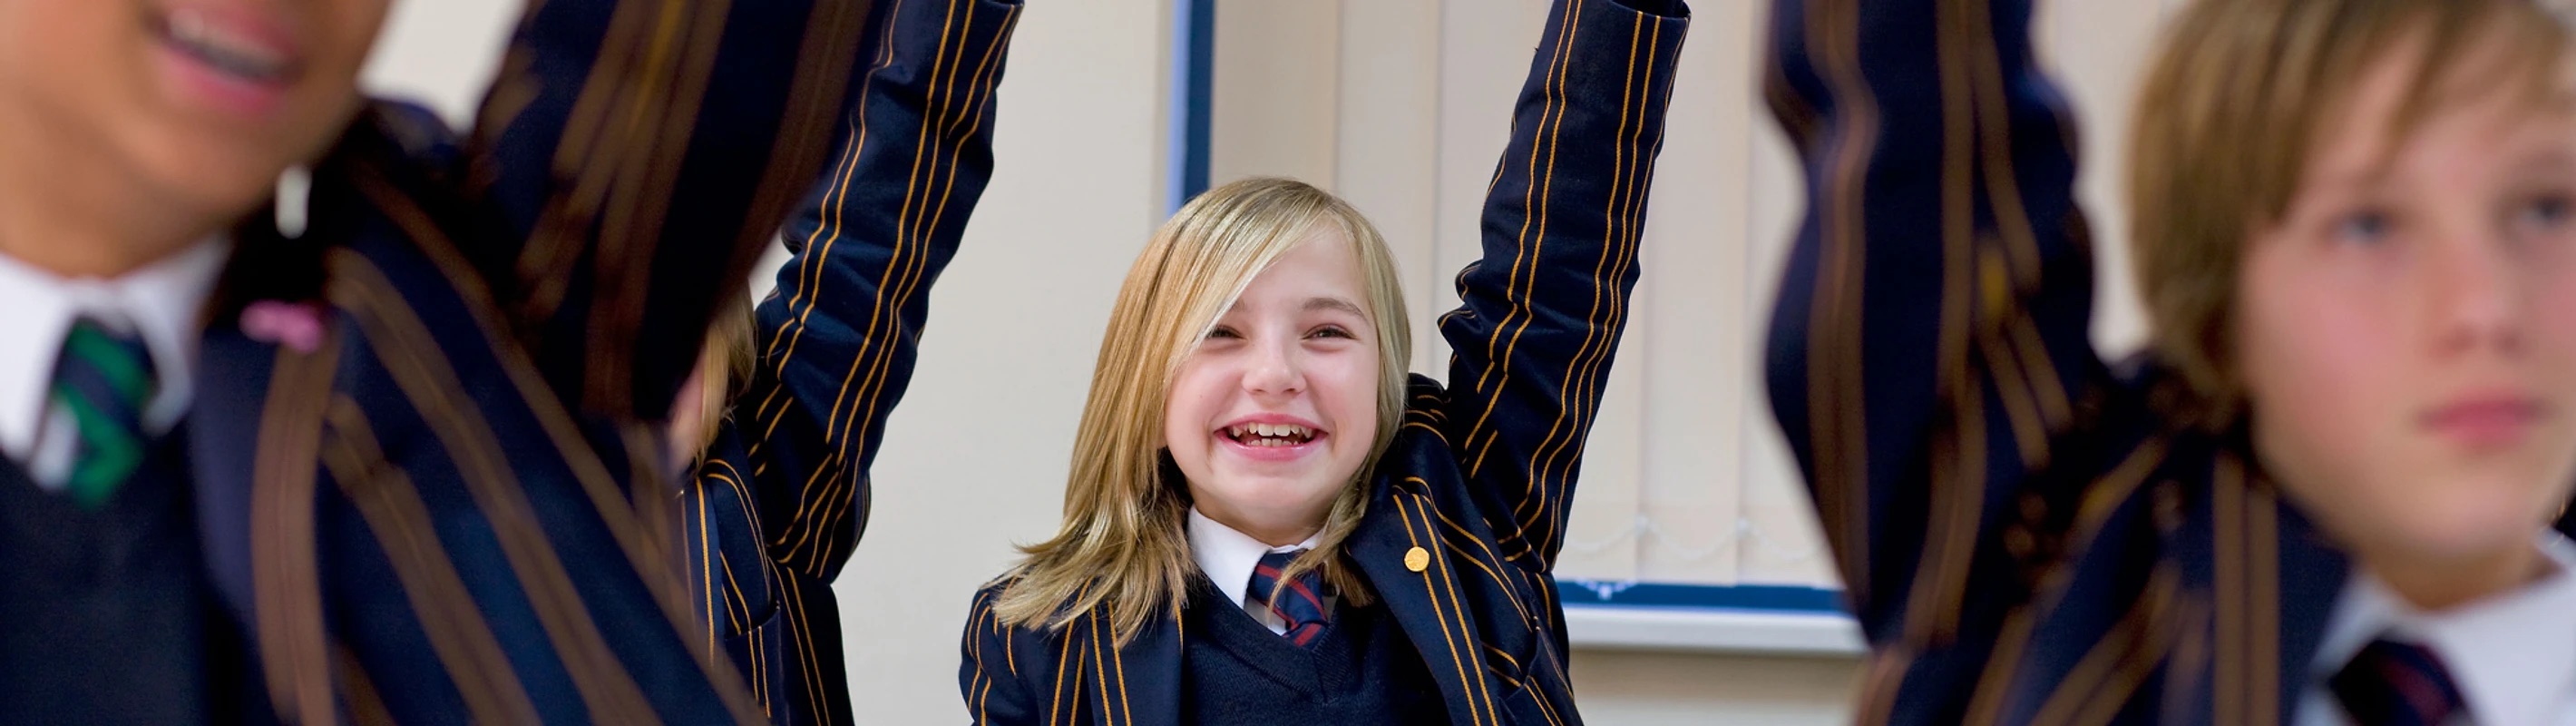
[1186,507,1320,609]
[0,238,230,458]
[2312,533,2576,725]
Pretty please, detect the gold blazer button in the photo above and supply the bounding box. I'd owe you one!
[1404,546,1429,573]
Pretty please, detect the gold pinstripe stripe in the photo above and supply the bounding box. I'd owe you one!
[781,0,1013,570]
[1899,0,1979,648]
[760,0,923,376]
[1513,12,1654,562]
[1086,606,1122,726]
[2009,315,2073,428]
[251,338,337,724]
[624,422,680,609]
[336,642,397,726]
[2036,565,2180,725]
[968,592,992,723]
[1553,15,1673,556]
[1961,600,2041,725]
[2160,596,2213,719]
[769,0,968,561]
[812,3,1018,517]
[761,0,910,367]
[728,0,876,262]
[776,572,834,724]
[1855,646,1910,726]
[584,0,737,410]
[514,0,657,303]
[1049,603,1078,726]
[2213,456,2245,723]
[1805,0,1879,603]
[348,165,764,723]
[695,484,719,660]
[1420,486,1534,624]
[2043,438,2168,599]
[1402,493,1501,725]
[321,395,545,723]
[1982,295,2052,466]
[1966,0,2050,306]
[1463,0,1576,481]
[329,254,664,726]
[519,0,692,329]
[2245,463,2279,725]
[713,550,771,712]
[1508,7,1642,533]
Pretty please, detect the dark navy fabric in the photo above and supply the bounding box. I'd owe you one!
[959,1,1692,723]
[0,428,245,724]
[674,1,1021,723]
[165,0,931,722]
[1180,577,1446,726]
[1748,0,2563,722]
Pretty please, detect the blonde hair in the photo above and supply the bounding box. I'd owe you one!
[2129,0,2572,428]
[685,293,757,461]
[992,177,1412,644]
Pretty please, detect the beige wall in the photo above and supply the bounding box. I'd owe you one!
[362,0,2192,723]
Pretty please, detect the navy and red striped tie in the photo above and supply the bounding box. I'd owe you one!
[1247,549,1332,647]
[2330,638,2469,725]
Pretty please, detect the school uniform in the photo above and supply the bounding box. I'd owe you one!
[1760,0,2576,722]
[161,0,900,722]
[0,240,246,724]
[675,0,1023,723]
[957,0,1690,723]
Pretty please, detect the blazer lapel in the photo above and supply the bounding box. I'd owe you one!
[1349,480,1488,725]
[1091,607,1184,726]
[188,324,279,623]
[2268,497,2348,725]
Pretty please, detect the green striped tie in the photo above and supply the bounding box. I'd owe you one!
[49,319,158,509]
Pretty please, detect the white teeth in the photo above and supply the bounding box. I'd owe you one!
[163,9,290,81]
[1225,422,1314,444]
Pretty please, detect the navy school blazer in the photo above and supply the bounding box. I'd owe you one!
[678,0,1022,724]
[957,1,1689,724]
[186,0,902,722]
[1761,0,2576,723]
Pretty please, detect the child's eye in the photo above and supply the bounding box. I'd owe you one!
[2331,209,2394,246]
[1205,326,1242,340]
[2510,193,2574,236]
[1308,326,1354,340]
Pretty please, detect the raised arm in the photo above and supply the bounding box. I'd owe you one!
[1436,0,1689,574]
[728,0,1019,584]
[456,0,890,422]
[1761,0,2106,649]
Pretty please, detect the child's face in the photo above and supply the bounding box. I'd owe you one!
[1164,231,1381,545]
[0,0,388,227]
[2239,44,2576,592]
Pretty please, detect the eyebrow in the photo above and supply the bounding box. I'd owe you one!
[1302,297,1368,319]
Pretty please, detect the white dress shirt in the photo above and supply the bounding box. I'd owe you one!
[2297,534,2576,726]
[1186,507,1324,635]
[0,240,228,486]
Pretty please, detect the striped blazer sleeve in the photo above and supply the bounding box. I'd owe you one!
[1435,0,1689,574]
[732,0,1020,586]
[1759,0,2106,648]
[958,585,1042,725]
[457,0,887,423]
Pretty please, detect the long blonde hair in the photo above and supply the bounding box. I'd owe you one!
[992,177,1412,644]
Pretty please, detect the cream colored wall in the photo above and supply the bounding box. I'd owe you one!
[362,0,2189,723]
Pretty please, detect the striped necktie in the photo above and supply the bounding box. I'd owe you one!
[2330,638,2469,726]
[1247,549,1332,647]
[47,318,158,509]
